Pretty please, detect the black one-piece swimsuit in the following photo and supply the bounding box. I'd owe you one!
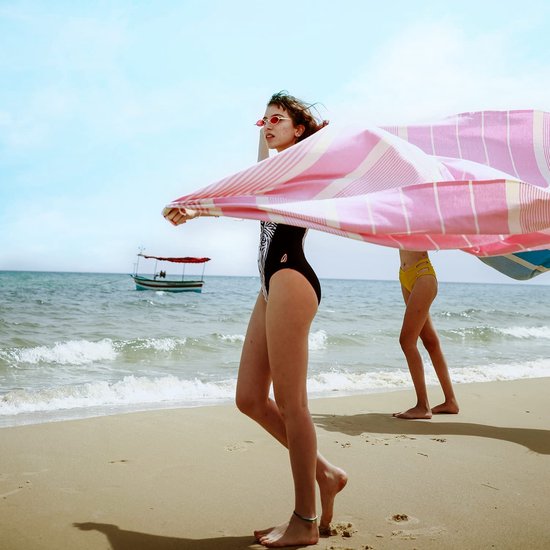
[257,221,321,304]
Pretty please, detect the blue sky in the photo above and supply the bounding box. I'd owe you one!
[2,0,550,284]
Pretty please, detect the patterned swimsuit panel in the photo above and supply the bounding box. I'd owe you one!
[257,221,321,304]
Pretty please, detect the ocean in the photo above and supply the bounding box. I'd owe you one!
[1,271,549,428]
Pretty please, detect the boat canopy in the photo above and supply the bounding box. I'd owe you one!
[139,254,210,264]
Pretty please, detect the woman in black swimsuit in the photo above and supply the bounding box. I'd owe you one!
[235,92,347,548]
[165,92,347,548]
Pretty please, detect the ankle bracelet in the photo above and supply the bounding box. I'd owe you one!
[293,510,318,523]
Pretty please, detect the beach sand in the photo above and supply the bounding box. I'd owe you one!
[1,377,549,550]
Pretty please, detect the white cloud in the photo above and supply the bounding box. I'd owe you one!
[330,20,550,126]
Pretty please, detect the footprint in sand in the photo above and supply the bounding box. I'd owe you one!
[321,521,356,538]
[225,440,254,452]
[391,525,446,540]
[386,513,419,525]
[362,434,417,446]
[386,515,445,540]
[0,487,24,499]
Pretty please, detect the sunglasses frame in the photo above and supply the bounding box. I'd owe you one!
[255,115,291,127]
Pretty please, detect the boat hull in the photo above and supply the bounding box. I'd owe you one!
[131,275,204,292]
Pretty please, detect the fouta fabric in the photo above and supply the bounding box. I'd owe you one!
[164,110,550,279]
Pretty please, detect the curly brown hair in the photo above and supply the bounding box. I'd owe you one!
[267,91,328,143]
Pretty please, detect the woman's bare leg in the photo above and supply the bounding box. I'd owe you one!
[236,292,347,536]
[256,269,318,547]
[419,317,459,414]
[393,277,437,419]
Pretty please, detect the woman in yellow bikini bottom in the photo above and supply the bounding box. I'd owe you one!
[394,251,459,420]
[398,256,436,292]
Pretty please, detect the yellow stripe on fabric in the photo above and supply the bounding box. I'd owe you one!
[200,199,224,217]
[505,179,522,233]
[502,253,549,273]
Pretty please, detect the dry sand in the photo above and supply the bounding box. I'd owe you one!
[1,377,549,549]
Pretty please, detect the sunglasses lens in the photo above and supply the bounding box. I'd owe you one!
[256,115,287,127]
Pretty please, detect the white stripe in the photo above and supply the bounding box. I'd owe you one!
[398,126,408,141]
[533,110,550,187]
[429,124,435,155]
[515,241,527,251]
[399,188,411,234]
[481,111,490,165]
[388,235,405,249]
[507,111,520,178]
[365,194,376,234]
[344,231,364,241]
[505,179,522,233]
[462,234,474,248]
[426,234,440,250]
[433,181,446,234]
[468,181,480,234]
[314,137,391,199]
[455,115,466,180]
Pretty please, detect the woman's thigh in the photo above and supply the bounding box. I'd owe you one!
[266,269,318,405]
[401,277,437,341]
[236,292,271,400]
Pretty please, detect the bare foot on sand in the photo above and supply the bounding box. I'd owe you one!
[393,406,432,419]
[255,464,348,540]
[432,400,459,414]
[256,514,319,548]
[318,466,348,530]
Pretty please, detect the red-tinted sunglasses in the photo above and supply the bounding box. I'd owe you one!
[255,115,291,127]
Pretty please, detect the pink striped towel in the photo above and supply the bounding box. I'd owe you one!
[163,110,550,259]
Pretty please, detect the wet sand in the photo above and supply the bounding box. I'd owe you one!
[1,377,549,549]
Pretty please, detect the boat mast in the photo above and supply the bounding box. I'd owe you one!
[135,246,145,275]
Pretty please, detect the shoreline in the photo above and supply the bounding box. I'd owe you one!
[3,372,550,429]
[1,377,550,549]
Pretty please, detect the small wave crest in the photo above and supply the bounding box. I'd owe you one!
[495,326,550,339]
[445,325,550,341]
[0,375,237,416]
[0,339,117,366]
[218,334,245,344]
[309,330,327,351]
[0,337,194,367]
[307,357,550,395]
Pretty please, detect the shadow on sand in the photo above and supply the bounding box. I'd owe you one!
[74,522,262,550]
[312,412,550,454]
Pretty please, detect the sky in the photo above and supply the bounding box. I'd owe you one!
[2,0,550,284]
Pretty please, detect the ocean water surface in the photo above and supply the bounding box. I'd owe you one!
[1,271,550,427]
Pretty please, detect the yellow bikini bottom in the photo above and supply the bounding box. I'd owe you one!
[399,258,437,293]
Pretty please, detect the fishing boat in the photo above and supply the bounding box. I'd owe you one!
[131,253,210,292]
